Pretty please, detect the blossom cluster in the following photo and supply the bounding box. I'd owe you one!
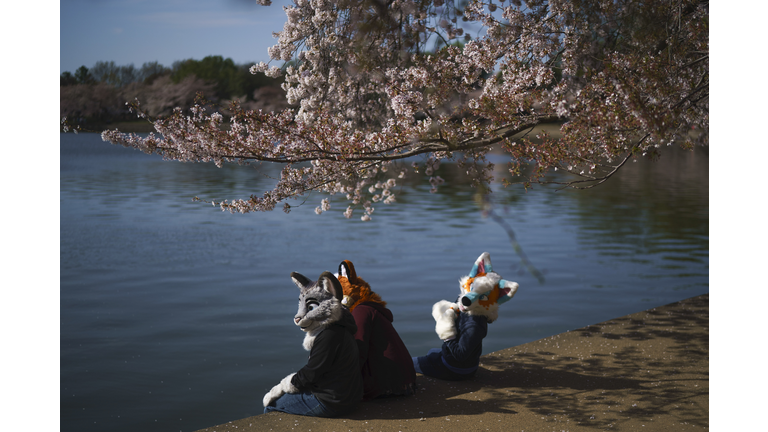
[100,0,708,218]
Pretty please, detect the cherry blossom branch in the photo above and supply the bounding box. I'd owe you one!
[549,151,635,190]
[96,0,707,221]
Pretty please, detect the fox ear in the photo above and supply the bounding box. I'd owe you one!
[338,260,357,281]
[469,252,492,277]
[291,272,312,290]
[497,280,519,305]
[319,271,344,302]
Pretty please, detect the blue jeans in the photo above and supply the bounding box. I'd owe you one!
[413,348,478,381]
[263,391,336,417]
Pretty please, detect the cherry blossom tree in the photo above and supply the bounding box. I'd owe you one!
[101,0,708,221]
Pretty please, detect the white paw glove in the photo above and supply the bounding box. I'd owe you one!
[262,372,298,407]
[263,384,283,408]
[432,300,459,341]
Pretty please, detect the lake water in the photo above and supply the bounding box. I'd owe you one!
[60,132,708,432]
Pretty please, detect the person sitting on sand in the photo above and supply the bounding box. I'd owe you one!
[336,260,417,400]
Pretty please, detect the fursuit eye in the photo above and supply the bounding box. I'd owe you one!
[306,300,319,311]
[480,294,488,301]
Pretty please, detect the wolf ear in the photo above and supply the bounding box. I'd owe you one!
[496,280,519,305]
[338,260,357,282]
[469,252,492,277]
[290,272,312,290]
[319,271,344,302]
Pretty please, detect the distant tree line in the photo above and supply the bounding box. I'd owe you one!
[60,56,289,130]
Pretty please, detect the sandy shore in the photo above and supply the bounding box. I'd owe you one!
[196,294,708,431]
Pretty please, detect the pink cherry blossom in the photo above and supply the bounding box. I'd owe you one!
[100,0,708,219]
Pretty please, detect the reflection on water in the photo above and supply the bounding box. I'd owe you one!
[60,133,708,432]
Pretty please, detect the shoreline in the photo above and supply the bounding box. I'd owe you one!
[196,294,708,431]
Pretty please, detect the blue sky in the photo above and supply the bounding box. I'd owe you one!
[60,0,293,74]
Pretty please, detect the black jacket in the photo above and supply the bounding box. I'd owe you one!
[441,312,488,370]
[291,309,363,413]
